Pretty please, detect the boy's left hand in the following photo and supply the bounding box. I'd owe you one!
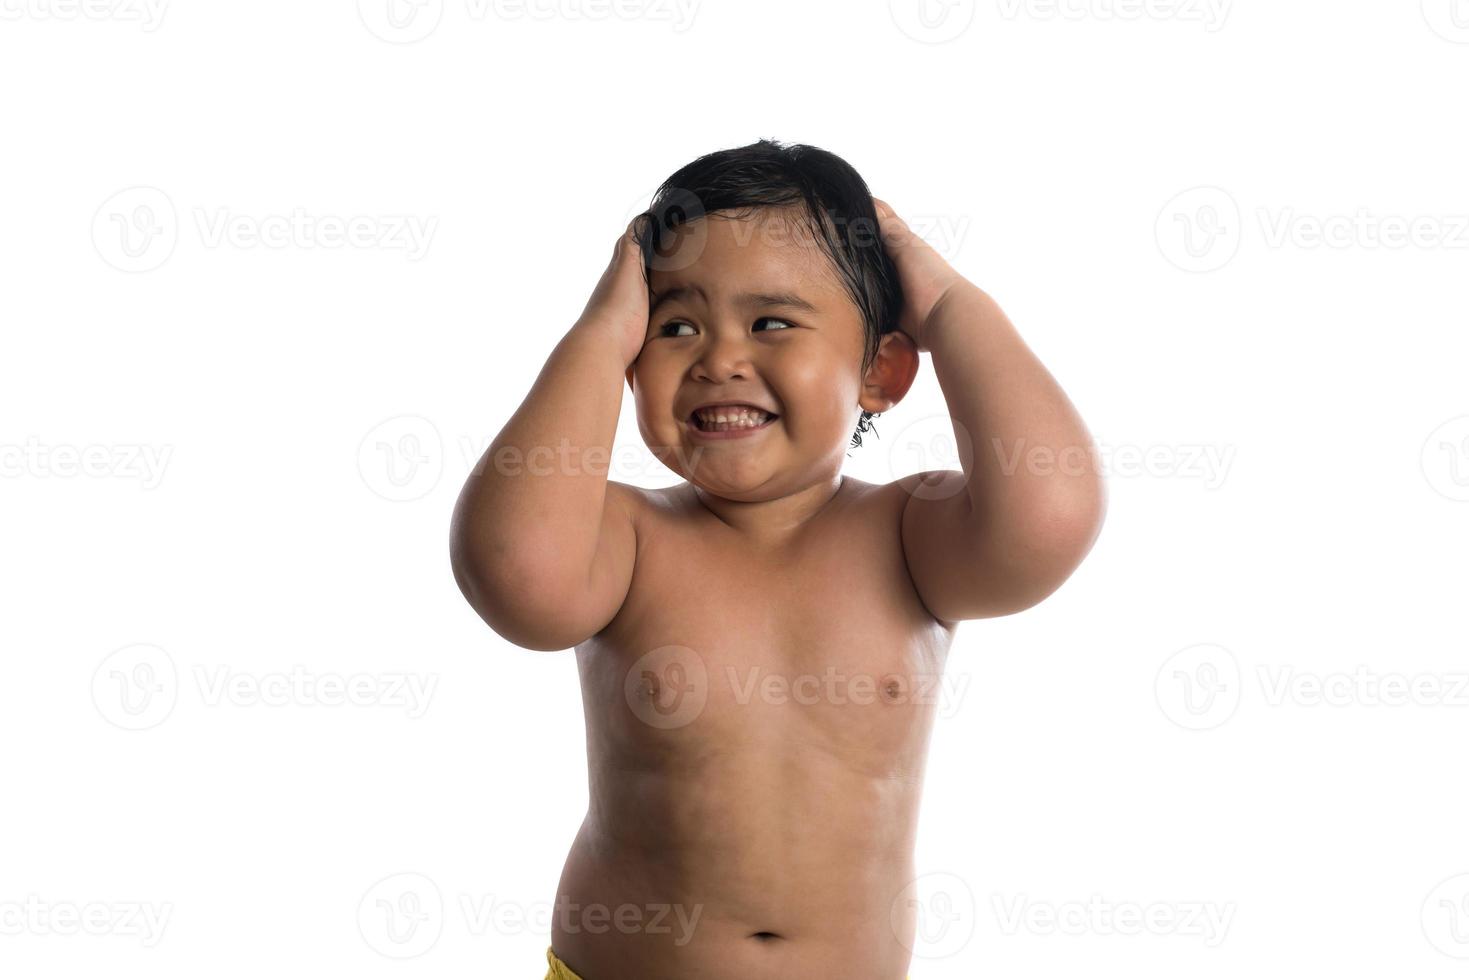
[872,197,970,352]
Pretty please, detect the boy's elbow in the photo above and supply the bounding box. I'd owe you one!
[1022,479,1107,606]
[449,534,594,652]
[978,481,1107,617]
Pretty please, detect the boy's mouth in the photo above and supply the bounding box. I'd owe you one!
[687,403,779,433]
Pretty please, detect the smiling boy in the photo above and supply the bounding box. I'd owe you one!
[450,139,1105,980]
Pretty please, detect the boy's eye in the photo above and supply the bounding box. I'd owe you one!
[657,317,795,338]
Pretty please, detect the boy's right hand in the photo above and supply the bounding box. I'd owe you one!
[575,216,652,368]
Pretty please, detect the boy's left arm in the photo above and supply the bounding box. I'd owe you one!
[874,199,1106,621]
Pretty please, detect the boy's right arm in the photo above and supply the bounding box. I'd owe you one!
[449,219,650,651]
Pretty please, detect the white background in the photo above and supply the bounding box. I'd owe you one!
[3,1,1468,977]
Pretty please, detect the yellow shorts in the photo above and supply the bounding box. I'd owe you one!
[545,947,582,979]
[544,946,909,978]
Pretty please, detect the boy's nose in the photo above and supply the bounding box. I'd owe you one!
[691,328,754,382]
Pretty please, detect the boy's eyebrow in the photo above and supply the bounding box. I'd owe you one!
[649,284,820,317]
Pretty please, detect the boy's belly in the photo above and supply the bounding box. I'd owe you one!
[552,742,925,980]
[553,632,943,980]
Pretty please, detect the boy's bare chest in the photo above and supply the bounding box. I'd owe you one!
[578,482,956,758]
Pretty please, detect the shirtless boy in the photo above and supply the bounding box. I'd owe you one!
[449,139,1105,980]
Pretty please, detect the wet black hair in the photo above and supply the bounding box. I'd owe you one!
[630,138,904,450]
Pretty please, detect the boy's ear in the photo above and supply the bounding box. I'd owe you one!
[859,329,920,414]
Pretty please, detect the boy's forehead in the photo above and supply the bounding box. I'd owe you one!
[648,211,845,301]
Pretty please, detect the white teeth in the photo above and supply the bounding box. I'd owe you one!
[693,406,772,430]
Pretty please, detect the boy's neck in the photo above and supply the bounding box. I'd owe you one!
[686,474,847,542]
